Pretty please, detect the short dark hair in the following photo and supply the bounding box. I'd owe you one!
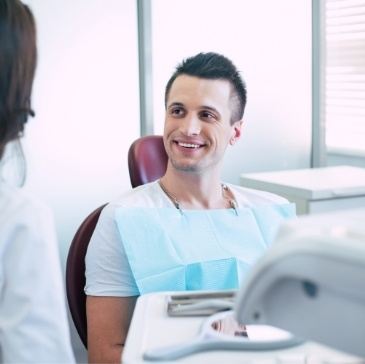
[164,52,246,123]
[0,0,37,160]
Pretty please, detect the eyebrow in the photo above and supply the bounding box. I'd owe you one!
[167,102,220,116]
[167,102,184,109]
[200,105,220,115]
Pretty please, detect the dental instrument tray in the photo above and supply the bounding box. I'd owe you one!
[167,290,237,317]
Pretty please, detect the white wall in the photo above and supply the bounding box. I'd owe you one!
[22,0,139,260]
[20,0,140,361]
[151,0,312,183]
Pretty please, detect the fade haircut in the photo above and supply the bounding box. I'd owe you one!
[164,52,246,124]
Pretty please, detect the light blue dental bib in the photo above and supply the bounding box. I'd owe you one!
[115,204,295,295]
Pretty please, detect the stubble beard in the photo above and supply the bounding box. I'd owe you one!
[169,157,201,173]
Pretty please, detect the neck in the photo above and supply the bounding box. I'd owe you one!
[160,163,225,209]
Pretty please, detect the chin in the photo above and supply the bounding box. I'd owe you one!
[170,159,201,173]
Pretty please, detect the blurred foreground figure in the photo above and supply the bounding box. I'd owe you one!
[0,1,75,362]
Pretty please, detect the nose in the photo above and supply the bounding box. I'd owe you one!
[180,114,201,136]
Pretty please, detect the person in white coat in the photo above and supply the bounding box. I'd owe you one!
[0,1,75,362]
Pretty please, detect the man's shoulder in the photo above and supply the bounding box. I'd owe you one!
[103,181,166,214]
[228,183,289,207]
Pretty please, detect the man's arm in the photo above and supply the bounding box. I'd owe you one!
[86,295,137,364]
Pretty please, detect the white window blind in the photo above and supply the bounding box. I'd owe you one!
[324,0,365,155]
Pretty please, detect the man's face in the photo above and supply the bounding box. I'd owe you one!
[163,75,242,174]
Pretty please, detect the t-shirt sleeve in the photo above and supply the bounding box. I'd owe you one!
[85,203,140,297]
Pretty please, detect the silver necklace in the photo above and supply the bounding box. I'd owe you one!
[158,179,238,215]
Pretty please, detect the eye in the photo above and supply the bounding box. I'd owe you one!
[200,110,217,121]
[169,106,186,118]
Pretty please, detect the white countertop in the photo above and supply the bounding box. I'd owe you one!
[240,166,365,200]
[122,292,363,364]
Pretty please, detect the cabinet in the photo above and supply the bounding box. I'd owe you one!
[240,166,365,215]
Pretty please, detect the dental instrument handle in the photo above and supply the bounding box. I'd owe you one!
[143,339,214,361]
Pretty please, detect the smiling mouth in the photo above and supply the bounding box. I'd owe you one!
[175,141,204,149]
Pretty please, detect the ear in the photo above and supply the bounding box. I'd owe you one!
[229,120,243,145]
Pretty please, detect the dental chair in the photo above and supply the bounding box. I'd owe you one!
[235,208,365,358]
[66,135,167,348]
[128,135,167,187]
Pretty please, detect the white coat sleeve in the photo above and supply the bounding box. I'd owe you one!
[0,201,75,363]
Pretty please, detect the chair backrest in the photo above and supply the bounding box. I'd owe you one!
[66,135,168,348]
[66,205,106,348]
[128,135,168,188]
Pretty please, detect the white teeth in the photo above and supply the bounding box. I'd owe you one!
[178,142,200,149]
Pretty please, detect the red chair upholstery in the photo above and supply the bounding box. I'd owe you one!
[66,205,106,348]
[128,135,168,187]
[66,135,168,349]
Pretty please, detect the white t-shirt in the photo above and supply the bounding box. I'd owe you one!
[85,181,288,297]
[0,181,75,363]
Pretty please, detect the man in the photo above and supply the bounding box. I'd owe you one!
[85,52,294,363]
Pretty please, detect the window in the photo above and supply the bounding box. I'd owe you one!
[324,0,365,156]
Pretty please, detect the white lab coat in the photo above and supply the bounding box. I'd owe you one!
[0,180,75,363]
